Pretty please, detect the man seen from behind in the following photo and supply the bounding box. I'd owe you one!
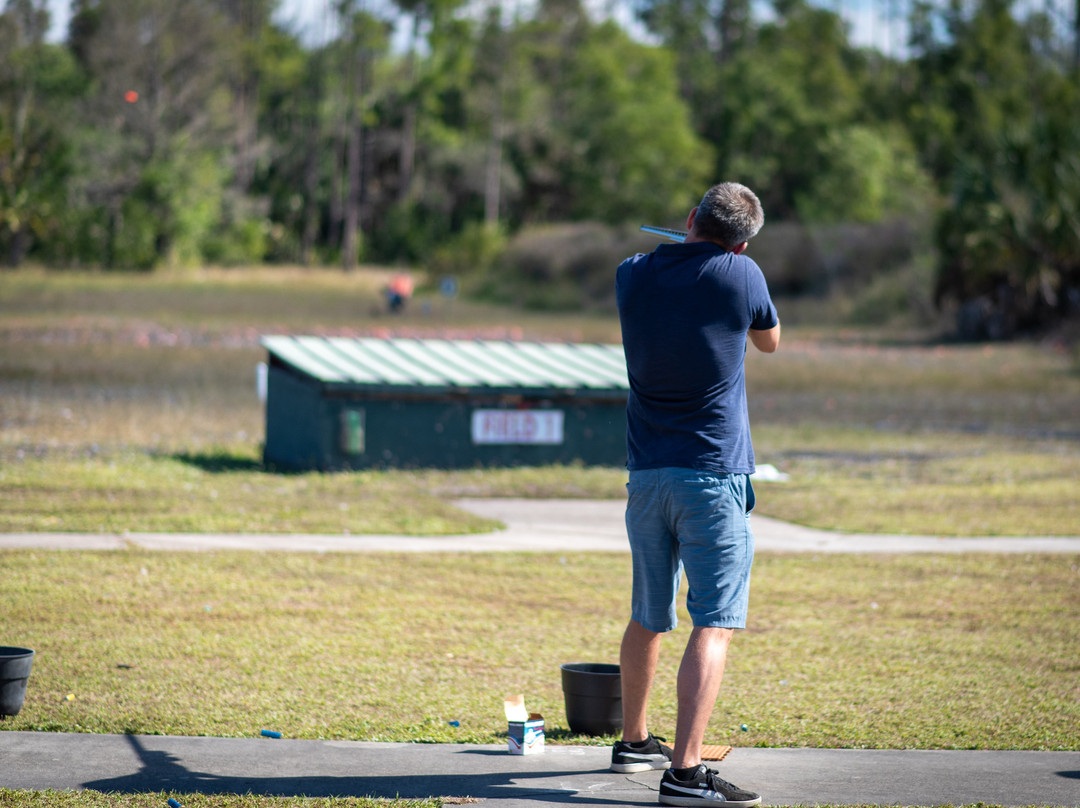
[611,182,781,807]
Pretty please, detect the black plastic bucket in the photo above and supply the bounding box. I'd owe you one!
[560,662,622,736]
[0,647,34,718]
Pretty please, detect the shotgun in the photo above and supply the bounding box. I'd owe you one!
[639,225,688,243]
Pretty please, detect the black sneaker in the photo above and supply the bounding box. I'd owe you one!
[610,734,674,773]
[658,764,761,807]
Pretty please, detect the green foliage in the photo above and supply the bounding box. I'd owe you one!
[1,0,1077,335]
[906,0,1039,177]
[794,125,935,224]
[472,11,710,232]
[909,0,1080,337]
[202,217,272,267]
[934,118,1080,338]
[692,0,937,230]
[0,6,80,265]
[426,219,508,284]
[712,0,863,215]
[111,152,229,270]
[369,197,457,265]
[555,21,711,223]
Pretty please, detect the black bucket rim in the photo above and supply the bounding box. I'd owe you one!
[560,662,620,676]
[0,648,34,660]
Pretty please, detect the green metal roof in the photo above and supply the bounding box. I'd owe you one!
[261,336,630,396]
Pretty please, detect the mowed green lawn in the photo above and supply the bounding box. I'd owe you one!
[2,268,1078,808]
[2,550,1077,751]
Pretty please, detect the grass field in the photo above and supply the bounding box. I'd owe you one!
[2,267,1078,808]
[2,550,1077,751]
[1,267,1077,537]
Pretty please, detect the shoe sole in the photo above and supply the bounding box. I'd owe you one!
[659,796,761,807]
[611,760,672,773]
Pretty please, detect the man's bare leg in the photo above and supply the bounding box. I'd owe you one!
[619,619,662,742]
[672,626,734,769]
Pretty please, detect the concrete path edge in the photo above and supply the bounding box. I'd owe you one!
[1,499,1078,553]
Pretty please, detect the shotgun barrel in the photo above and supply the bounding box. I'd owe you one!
[639,225,688,242]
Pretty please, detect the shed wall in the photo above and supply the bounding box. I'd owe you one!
[264,364,332,471]
[265,375,627,470]
[262,337,630,471]
[331,394,627,470]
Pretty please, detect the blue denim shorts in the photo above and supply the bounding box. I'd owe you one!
[625,468,756,632]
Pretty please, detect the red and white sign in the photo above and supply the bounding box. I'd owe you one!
[471,409,564,445]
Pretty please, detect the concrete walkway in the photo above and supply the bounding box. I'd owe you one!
[1,731,1078,807]
[1,498,1078,553]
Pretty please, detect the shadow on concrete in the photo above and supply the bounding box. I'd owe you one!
[82,735,634,805]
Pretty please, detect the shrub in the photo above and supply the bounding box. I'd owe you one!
[476,222,658,311]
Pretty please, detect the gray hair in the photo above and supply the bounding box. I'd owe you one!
[694,182,764,248]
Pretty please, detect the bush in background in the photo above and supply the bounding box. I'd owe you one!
[462,222,663,312]
[458,217,937,327]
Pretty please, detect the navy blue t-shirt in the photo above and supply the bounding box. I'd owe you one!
[616,241,778,474]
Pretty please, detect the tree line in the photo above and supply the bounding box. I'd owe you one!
[1,0,1077,336]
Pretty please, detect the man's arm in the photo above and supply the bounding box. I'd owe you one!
[748,323,780,353]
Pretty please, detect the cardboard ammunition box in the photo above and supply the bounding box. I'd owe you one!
[508,713,545,755]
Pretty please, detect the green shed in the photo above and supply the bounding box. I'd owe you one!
[261,335,630,471]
